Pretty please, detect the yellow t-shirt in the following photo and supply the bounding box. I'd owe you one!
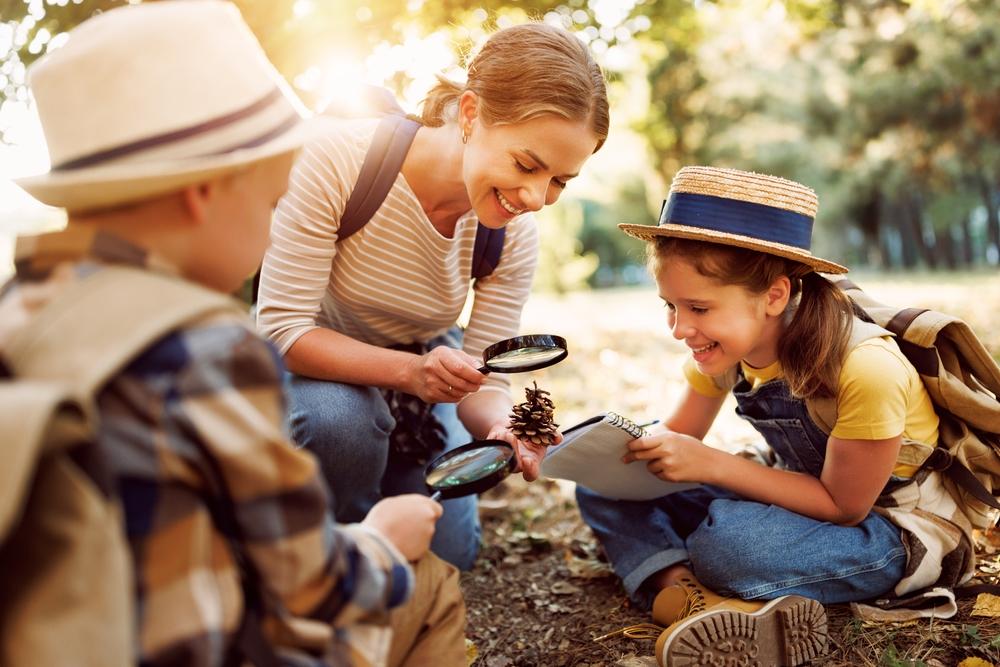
[684,336,939,477]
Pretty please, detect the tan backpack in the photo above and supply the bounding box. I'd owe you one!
[807,278,1000,530]
[0,266,242,666]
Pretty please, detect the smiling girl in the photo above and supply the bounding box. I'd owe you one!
[579,166,972,666]
[256,23,609,570]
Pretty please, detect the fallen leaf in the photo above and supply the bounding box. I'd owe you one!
[971,593,1000,618]
[465,638,478,666]
[551,581,583,595]
[957,658,995,667]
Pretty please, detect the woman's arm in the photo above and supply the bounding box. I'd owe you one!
[286,327,486,404]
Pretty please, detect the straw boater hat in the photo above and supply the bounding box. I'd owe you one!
[619,166,847,274]
[15,0,323,212]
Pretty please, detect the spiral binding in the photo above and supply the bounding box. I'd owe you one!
[606,412,644,439]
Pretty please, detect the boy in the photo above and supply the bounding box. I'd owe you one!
[1,2,465,665]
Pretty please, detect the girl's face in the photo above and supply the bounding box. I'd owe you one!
[656,255,786,375]
[460,97,600,228]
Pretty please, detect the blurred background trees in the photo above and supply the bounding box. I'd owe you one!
[3,0,1000,284]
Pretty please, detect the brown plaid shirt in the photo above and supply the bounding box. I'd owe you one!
[1,227,413,666]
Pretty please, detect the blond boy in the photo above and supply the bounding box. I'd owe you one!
[1,2,464,665]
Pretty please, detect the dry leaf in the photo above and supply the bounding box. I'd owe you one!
[971,593,1000,617]
[957,658,995,667]
[465,638,478,666]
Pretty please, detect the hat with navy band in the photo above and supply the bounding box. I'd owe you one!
[619,166,847,275]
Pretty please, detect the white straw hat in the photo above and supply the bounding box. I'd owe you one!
[15,0,324,212]
[620,166,847,274]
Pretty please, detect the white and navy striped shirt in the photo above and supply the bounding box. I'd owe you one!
[256,118,539,392]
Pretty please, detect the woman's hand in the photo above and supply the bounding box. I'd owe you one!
[486,421,563,482]
[404,346,486,403]
[623,427,717,484]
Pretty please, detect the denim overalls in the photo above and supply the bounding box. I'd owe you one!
[577,372,908,611]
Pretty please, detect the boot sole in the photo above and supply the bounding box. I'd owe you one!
[660,595,828,666]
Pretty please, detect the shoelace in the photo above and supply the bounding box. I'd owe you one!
[593,623,663,641]
[594,579,708,643]
[676,577,707,618]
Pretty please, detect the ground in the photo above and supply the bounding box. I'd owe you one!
[460,274,1000,667]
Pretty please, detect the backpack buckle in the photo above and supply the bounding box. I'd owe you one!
[922,447,954,472]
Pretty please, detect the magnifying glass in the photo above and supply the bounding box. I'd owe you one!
[478,334,568,374]
[426,439,517,501]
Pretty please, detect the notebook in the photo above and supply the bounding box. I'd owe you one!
[540,412,700,501]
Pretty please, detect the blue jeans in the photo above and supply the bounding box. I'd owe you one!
[577,484,907,611]
[287,375,481,570]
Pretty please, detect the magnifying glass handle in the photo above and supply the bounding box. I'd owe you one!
[476,365,490,374]
[429,490,442,502]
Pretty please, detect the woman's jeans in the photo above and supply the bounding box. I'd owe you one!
[287,375,481,570]
[577,483,907,611]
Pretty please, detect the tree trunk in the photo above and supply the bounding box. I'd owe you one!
[903,191,935,269]
[960,213,975,267]
[979,172,1000,265]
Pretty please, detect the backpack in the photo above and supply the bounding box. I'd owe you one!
[251,87,506,303]
[0,266,278,666]
[809,277,1000,530]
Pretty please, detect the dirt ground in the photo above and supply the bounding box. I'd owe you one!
[460,278,1000,667]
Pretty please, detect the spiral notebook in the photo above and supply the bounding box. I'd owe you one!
[540,412,700,501]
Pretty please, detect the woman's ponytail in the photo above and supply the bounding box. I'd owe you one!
[420,74,464,127]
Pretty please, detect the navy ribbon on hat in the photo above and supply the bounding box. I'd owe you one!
[660,192,814,250]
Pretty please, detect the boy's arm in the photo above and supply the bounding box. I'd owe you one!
[178,321,412,625]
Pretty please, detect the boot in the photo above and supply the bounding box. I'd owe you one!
[652,575,736,627]
[654,594,828,666]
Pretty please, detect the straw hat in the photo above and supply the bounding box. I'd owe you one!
[15,0,325,212]
[619,166,847,274]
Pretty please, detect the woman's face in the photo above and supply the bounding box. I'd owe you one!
[460,99,600,228]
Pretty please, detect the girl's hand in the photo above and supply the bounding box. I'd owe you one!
[623,429,716,484]
[486,421,563,483]
[405,346,485,404]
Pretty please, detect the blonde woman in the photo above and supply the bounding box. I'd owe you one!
[257,23,609,569]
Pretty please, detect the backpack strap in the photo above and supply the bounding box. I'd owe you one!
[472,224,506,281]
[338,114,421,241]
[805,317,892,434]
[338,114,507,280]
[6,266,241,397]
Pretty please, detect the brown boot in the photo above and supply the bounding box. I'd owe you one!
[654,595,828,666]
[652,575,735,627]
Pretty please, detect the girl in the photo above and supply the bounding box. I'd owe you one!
[256,22,609,570]
[581,166,973,665]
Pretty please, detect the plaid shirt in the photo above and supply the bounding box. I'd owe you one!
[0,228,413,666]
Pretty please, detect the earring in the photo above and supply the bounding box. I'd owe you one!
[461,128,469,144]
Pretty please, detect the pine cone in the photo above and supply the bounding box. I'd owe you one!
[509,381,559,447]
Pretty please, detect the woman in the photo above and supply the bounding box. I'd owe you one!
[257,22,609,569]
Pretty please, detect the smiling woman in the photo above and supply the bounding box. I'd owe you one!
[255,21,609,571]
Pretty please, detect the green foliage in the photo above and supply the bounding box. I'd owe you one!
[533,198,600,294]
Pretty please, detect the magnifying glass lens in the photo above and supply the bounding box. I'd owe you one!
[487,346,565,370]
[426,446,511,488]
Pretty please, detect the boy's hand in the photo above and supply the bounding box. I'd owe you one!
[623,429,715,484]
[405,347,485,404]
[362,494,442,561]
[486,422,563,482]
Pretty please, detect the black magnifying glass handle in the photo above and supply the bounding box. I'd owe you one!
[476,365,489,374]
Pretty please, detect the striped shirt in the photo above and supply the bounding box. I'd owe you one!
[256,118,539,392]
[1,228,414,666]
